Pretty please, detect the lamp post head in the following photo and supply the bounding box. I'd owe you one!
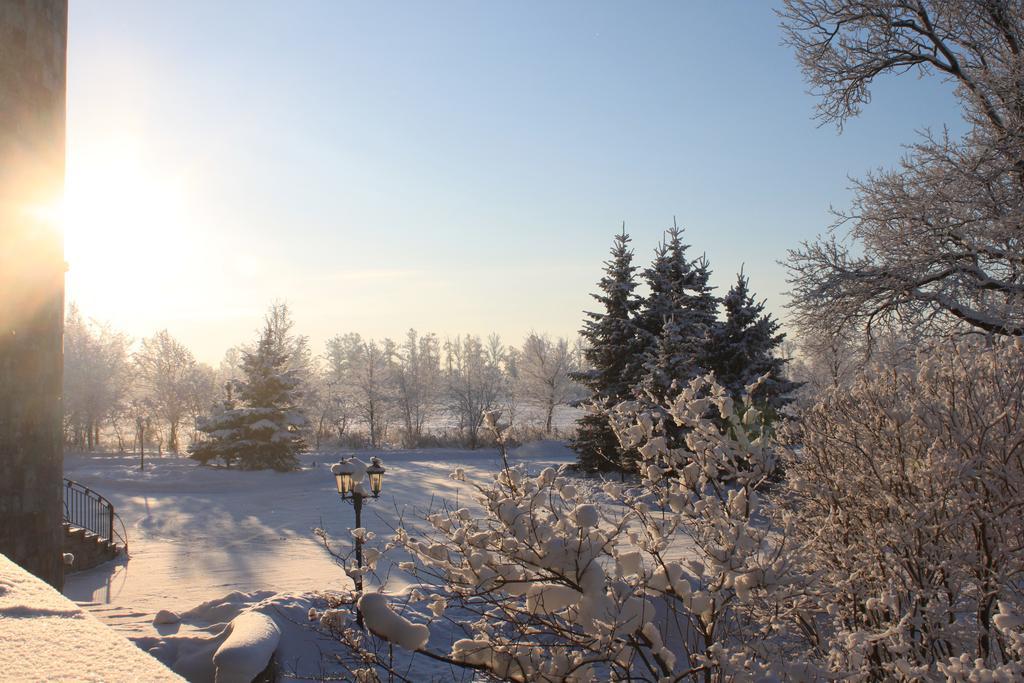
[367,457,385,498]
[332,459,354,498]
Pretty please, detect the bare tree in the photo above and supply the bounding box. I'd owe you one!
[184,363,217,447]
[133,330,198,453]
[62,305,131,450]
[780,0,1024,340]
[485,333,522,430]
[326,333,393,448]
[390,329,441,447]
[218,345,245,386]
[443,335,503,448]
[517,333,575,435]
[329,386,353,443]
[303,359,329,450]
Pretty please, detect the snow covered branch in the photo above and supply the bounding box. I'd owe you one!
[371,375,812,681]
[779,338,1024,679]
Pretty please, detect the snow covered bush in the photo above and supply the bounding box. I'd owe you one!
[779,339,1024,680]
[344,341,1023,682]
[374,377,810,681]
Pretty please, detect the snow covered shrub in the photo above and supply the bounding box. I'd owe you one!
[359,344,1023,681]
[780,339,1024,680]
[609,375,811,678]
[374,377,811,681]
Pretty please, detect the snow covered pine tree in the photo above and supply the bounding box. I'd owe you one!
[706,269,796,418]
[190,317,306,471]
[631,223,718,454]
[571,227,645,472]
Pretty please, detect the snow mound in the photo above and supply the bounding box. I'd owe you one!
[213,611,281,683]
[141,591,364,682]
[358,592,430,651]
[141,591,281,682]
[153,609,181,625]
[180,590,276,624]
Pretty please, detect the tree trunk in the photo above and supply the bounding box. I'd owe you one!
[404,400,414,448]
[0,0,68,590]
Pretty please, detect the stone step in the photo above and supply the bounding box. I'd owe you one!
[63,525,114,543]
[63,528,123,574]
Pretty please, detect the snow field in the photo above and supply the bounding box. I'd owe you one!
[62,443,582,680]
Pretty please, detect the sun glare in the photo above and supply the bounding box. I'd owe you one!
[64,138,191,304]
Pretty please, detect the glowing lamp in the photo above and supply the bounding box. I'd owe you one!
[333,459,354,498]
[367,458,385,498]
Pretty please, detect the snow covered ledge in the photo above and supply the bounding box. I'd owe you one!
[0,553,182,682]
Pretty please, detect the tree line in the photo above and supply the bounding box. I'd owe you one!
[62,303,586,458]
[64,222,796,473]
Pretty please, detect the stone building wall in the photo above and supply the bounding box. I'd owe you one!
[0,0,68,589]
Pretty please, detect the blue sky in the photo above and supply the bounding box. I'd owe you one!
[65,1,965,363]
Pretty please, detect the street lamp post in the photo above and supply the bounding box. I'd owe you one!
[332,456,385,629]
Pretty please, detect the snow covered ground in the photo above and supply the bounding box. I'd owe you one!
[62,442,578,680]
[0,553,182,681]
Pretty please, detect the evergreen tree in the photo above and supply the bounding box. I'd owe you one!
[630,224,691,385]
[570,227,644,472]
[707,269,797,416]
[676,254,718,381]
[190,318,306,471]
[633,223,719,452]
[637,230,718,403]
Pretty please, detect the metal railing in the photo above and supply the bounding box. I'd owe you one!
[62,479,128,551]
